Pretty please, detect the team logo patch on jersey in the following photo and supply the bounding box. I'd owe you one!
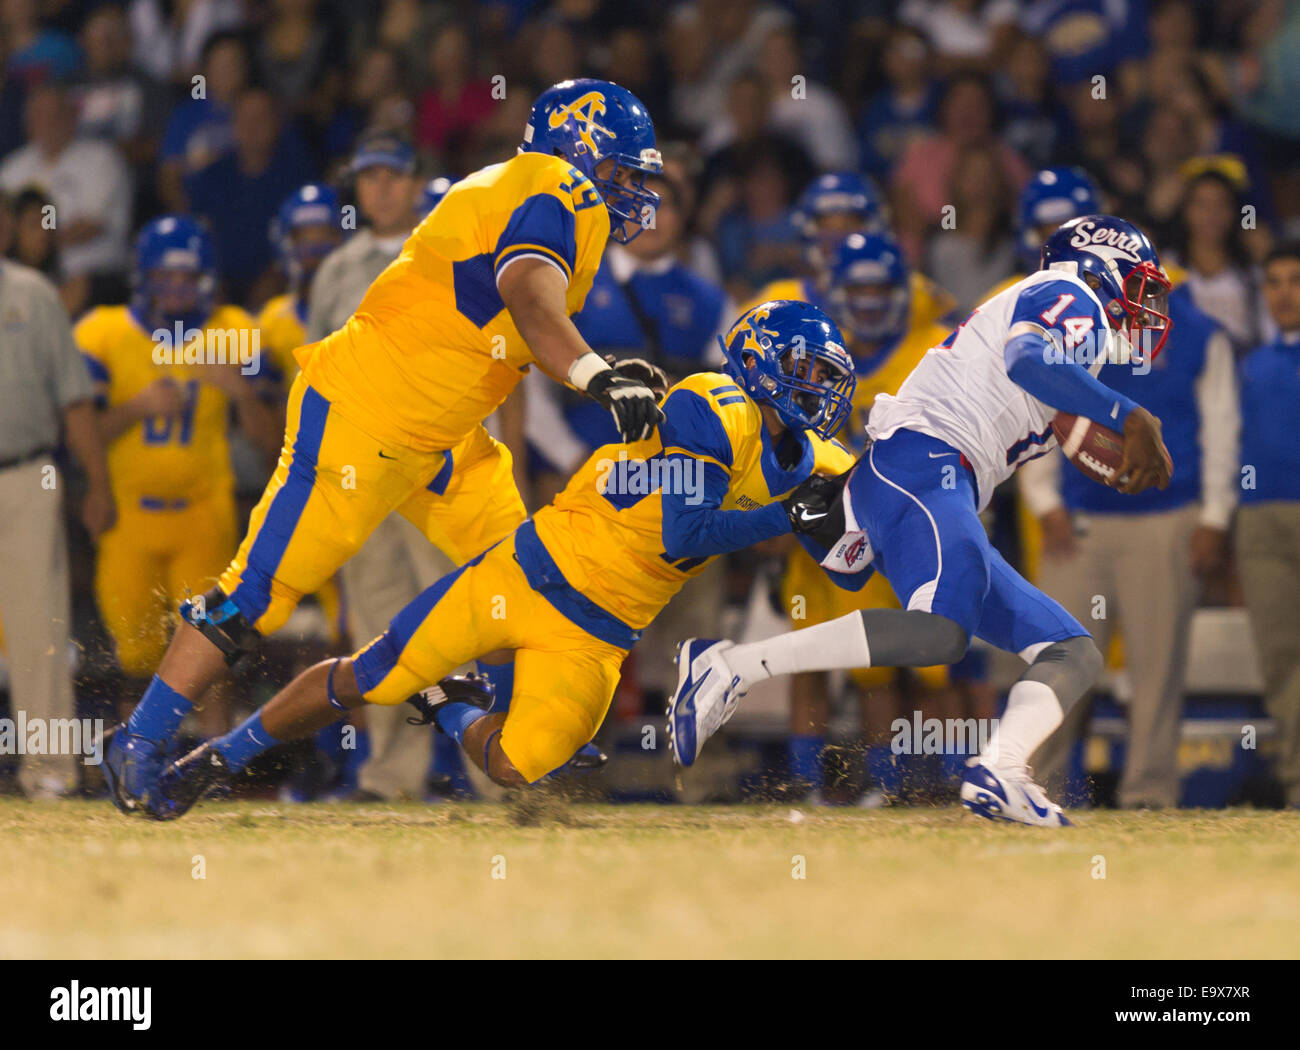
[820,530,873,574]
[549,91,614,155]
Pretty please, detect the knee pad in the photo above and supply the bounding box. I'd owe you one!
[1023,635,1102,710]
[178,587,260,667]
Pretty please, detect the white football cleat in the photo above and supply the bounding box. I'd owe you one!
[666,638,746,767]
[961,761,1072,827]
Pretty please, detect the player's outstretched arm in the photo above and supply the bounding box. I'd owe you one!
[498,258,662,441]
[1003,331,1172,493]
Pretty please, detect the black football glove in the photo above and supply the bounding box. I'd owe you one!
[586,367,664,443]
[604,354,671,398]
[781,467,852,547]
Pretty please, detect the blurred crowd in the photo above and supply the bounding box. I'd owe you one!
[0,0,1298,807]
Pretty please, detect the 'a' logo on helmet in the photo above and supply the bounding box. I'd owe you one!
[549,91,614,155]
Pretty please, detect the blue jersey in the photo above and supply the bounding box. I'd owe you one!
[565,251,728,450]
[1239,333,1300,504]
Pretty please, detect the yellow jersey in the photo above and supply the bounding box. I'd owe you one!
[742,272,956,336]
[844,321,952,443]
[296,152,609,453]
[256,292,308,392]
[77,305,263,505]
[530,371,855,629]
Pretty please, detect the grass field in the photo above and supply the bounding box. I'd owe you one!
[1,797,1297,958]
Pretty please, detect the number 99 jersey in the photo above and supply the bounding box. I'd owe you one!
[295,152,610,454]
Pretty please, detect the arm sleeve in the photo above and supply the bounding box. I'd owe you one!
[494,191,578,287]
[1005,330,1139,427]
[1194,329,1240,529]
[1004,279,1139,426]
[657,387,789,559]
[660,458,790,559]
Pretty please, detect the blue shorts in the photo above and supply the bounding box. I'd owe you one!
[850,429,1086,658]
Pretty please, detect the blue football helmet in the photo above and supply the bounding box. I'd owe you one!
[1041,214,1174,359]
[521,78,662,244]
[792,172,886,278]
[718,300,856,439]
[1017,166,1101,269]
[416,175,456,220]
[272,183,342,287]
[130,215,217,332]
[825,232,911,354]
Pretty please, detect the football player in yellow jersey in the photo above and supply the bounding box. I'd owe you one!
[257,184,344,391]
[150,301,859,815]
[105,79,668,816]
[257,184,347,647]
[81,217,280,716]
[741,171,957,337]
[773,231,954,801]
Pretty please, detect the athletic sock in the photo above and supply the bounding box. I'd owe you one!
[435,701,490,744]
[212,710,276,774]
[787,734,825,789]
[980,679,1063,772]
[475,659,515,714]
[125,675,194,742]
[726,612,871,683]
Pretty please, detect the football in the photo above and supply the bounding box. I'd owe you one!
[1051,411,1128,485]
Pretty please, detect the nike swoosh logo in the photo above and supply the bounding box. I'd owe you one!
[1110,402,1120,419]
[928,451,955,458]
[378,450,397,460]
[674,668,710,733]
[1021,785,1050,819]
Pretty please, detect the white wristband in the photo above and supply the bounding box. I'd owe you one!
[568,351,611,392]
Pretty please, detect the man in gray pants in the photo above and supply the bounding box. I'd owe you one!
[0,254,115,797]
[305,133,450,799]
[1236,243,1300,808]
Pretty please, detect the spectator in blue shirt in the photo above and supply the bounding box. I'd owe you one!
[1236,241,1300,809]
[526,171,733,497]
[857,24,939,180]
[158,29,251,213]
[183,86,313,306]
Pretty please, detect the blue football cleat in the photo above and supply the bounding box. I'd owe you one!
[102,724,169,816]
[960,761,1072,827]
[150,742,232,821]
[666,638,745,767]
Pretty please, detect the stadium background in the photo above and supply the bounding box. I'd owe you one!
[0,0,1296,810]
